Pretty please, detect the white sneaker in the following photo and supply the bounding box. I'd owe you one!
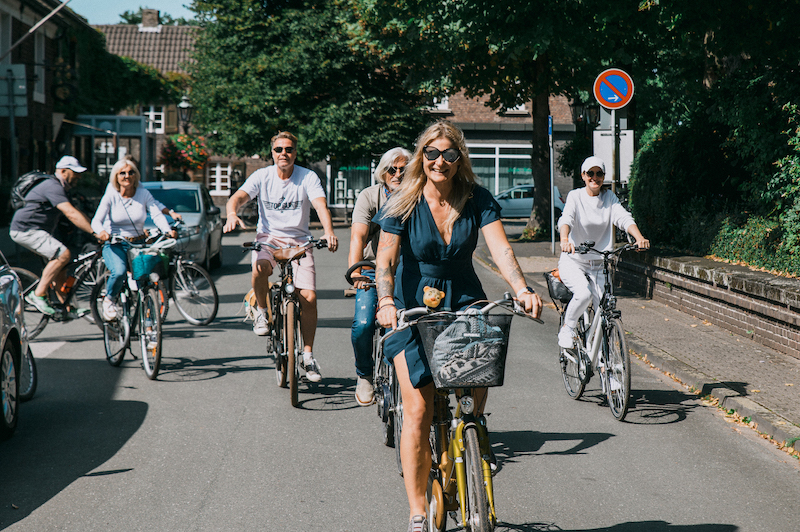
[355,376,375,406]
[558,325,575,349]
[103,297,117,321]
[253,312,269,336]
[300,356,322,383]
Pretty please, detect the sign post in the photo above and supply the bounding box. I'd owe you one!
[593,68,634,194]
[548,116,555,254]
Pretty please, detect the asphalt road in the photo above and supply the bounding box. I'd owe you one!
[2,229,799,531]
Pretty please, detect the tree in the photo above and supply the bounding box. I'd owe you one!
[188,0,428,165]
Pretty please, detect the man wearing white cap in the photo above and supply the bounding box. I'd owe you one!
[9,155,106,316]
[555,155,650,349]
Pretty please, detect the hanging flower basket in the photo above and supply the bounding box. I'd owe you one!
[160,134,209,171]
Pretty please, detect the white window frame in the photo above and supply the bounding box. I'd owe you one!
[32,32,45,103]
[208,162,233,197]
[143,105,165,134]
[428,96,452,115]
[467,143,533,195]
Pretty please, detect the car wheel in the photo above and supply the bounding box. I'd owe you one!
[1,340,20,441]
[209,248,222,270]
[202,239,212,271]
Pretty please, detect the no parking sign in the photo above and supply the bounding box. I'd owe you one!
[593,68,634,110]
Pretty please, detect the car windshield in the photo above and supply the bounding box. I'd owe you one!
[148,189,201,213]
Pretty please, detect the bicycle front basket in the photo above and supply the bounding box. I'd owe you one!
[417,313,513,388]
[544,270,573,304]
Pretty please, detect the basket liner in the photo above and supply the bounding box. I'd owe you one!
[128,247,168,280]
[417,312,513,388]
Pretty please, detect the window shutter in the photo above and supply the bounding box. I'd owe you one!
[165,105,178,134]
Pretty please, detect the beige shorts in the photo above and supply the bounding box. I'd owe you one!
[251,233,316,291]
[10,229,67,261]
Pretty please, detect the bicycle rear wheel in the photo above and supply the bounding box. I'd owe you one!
[463,424,493,532]
[171,262,218,325]
[140,287,163,380]
[12,267,49,340]
[18,346,37,402]
[157,280,169,322]
[604,318,631,421]
[89,272,109,332]
[559,313,587,399]
[72,259,104,324]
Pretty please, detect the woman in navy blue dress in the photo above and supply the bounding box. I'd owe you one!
[375,120,543,532]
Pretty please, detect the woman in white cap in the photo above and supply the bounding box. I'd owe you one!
[556,155,650,349]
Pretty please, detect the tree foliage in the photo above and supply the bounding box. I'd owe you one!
[187,0,428,163]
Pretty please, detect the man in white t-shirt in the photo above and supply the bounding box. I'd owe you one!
[224,131,338,382]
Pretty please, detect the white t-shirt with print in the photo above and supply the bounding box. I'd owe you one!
[239,165,326,239]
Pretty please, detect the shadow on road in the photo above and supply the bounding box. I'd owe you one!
[493,521,738,531]
[297,377,361,411]
[490,429,614,473]
[0,357,145,529]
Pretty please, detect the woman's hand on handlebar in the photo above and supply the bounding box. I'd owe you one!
[376,303,397,330]
[559,240,575,254]
[95,230,110,242]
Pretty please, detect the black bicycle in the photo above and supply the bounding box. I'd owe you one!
[243,237,328,407]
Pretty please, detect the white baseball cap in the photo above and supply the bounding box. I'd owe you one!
[56,155,87,173]
[581,156,606,174]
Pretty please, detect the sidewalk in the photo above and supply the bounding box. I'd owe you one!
[476,236,800,451]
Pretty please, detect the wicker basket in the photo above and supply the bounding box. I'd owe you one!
[417,313,513,388]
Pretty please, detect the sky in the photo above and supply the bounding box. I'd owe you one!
[66,0,195,25]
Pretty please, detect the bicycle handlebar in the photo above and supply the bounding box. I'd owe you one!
[576,241,639,257]
[345,260,376,287]
[241,237,329,253]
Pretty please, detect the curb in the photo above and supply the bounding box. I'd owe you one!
[474,245,800,452]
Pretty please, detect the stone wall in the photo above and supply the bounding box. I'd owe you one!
[616,253,800,361]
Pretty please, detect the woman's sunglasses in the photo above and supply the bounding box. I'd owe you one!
[585,170,605,178]
[423,146,460,163]
[387,166,405,176]
[273,146,295,154]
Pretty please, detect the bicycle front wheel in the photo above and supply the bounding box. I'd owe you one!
[171,262,218,325]
[392,366,404,477]
[12,267,49,340]
[463,424,493,532]
[604,318,632,421]
[103,306,130,366]
[559,313,587,399]
[140,288,163,380]
[18,346,37,402]
[286,302,301,407]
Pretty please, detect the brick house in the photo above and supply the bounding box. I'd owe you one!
[0,0,95,219]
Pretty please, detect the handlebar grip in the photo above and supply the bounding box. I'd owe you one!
[345,260,376,285]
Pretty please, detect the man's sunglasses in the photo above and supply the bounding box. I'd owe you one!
[585,170,605,178]
[423,146,460,163]
[387,166,405,176]
[273,146,295,154]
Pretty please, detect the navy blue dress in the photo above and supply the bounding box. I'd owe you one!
[376,186,502,388]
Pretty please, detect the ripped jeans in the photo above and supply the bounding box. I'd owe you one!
[350,268,377,378]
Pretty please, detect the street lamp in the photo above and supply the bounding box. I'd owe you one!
[177,94,194,134]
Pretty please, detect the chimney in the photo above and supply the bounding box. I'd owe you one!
[139,9,160,31]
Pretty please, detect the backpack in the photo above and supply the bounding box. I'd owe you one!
[10,171,54,210]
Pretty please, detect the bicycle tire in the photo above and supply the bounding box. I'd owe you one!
[287,302,301,407]
[463,424,493,532]
[18,346,37,402]
[12,267,49,340]
[140,287,163,380]
[72,259,104,324]
[102,286,130,366]
[604,318,632,421]
[559,313,585,399]
[393,366,404,477]
[377,350,395,448]
[171,262,218,326]
[271,290,287,388]
[157,280,169,322]
[89,272,109,332]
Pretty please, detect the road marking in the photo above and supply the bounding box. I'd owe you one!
[30,341,65,358]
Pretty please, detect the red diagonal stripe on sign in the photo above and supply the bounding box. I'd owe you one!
[601,74,625,100]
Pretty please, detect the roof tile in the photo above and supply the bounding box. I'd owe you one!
[92,25,197,74]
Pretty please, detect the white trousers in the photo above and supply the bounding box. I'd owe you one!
[558,253,605,329]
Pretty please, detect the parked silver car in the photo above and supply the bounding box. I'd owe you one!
[494,184,565,218]
[0,250,27,441]
[142,182,223,270]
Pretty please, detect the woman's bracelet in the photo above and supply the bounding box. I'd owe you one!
[378,295,393,304]
[379,303,396,311]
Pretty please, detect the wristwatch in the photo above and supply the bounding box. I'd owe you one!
[516,286,535,298]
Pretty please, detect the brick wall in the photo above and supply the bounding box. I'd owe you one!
[616,258,800,361]
[447,91,573,125]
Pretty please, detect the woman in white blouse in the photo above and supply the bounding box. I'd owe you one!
[91,158,177,321]
[556,156,650,349]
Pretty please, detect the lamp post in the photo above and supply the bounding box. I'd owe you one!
[177,95,194,134]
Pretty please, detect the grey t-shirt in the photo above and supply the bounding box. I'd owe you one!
[351,183,388,262]
[10,176,70,233]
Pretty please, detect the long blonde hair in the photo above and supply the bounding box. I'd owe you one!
[382,120,478,233]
